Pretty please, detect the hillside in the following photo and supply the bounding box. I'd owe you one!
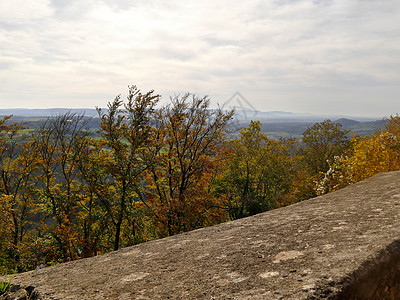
[334,118,387,137]
[256,118,386,139]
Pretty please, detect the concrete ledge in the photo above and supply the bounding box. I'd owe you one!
[13,171,400,299]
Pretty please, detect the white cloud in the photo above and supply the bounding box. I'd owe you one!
[0,0,399,117]
[0,0,54,24]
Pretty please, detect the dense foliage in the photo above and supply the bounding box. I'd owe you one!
[1,86,399,273]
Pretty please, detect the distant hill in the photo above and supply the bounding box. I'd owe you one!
[244,117,386,139]
[334,118,387,137]
[0,108,386,138]
[335,118,360,128]
[0,108,99,117]
[235,110,378,123]
[0,108,379,121]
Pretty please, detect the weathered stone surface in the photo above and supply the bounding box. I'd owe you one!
[0,285,42,300]
[0,288,27,300]
[13,171,400,299]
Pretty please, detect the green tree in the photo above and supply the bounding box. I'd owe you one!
[300,119,350,177]
[213,121,295,220]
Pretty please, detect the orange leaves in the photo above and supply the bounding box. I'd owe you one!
[3,86,399,273]
[143,94,233,236]
[0,93,234,268]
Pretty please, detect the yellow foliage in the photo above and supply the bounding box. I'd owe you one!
[316,117,400,195]
[347,132,400,182]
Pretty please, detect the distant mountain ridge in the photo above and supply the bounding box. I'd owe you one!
[0,108,386,137]
[0,108,99,117]
[332,118,360,127]
[0,108,380,122]
[235,110,379,123]
[334,117,386,137]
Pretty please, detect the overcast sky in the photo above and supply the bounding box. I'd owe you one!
[0,0,399,117]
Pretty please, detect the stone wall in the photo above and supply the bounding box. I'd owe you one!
[9,171,400,299]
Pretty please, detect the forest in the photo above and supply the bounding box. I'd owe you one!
[1,86,400,274]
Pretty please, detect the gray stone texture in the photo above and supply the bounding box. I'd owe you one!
[12,171,400,299]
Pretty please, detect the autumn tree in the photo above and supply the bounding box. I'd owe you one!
[0,197,11,273]
[384,114,400,158]
[213,121,296,220]
[141,94,234,236]
[70,139,112,257]
[33,113,89,262]
[349,132,400,181]
[300,120,350,182]
[315,155,352,195]
[316,115,400,194]
[89,85,160,250]
[0,116,41,271]
[385,114,400,136]
[0,116,18,271]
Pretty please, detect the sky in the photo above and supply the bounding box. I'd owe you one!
[0,0,399,117]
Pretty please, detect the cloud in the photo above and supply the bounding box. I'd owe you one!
[0,0,399,117]
[0,0,54,24]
